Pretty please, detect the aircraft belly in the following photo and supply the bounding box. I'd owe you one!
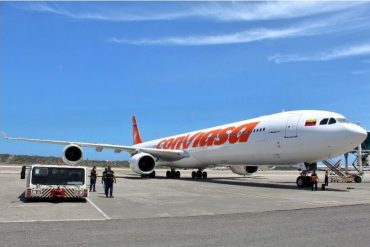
[187,141,278,166]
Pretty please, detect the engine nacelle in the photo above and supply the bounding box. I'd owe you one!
[230,165,258,176]
[129,152,156,175]
[62,144,83,165]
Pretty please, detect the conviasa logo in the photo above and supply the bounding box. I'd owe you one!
[157,122,260,150]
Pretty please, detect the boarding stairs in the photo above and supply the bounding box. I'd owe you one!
[322,160,355,183]
[351,160,360,173]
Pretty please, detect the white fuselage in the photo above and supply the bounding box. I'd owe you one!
[134,110,367,169]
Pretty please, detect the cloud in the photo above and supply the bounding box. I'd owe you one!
[108,12,368,46]
[109,26,310,46]
[17,1,365,22]
[268,43,370,63]
[351,69,370,75]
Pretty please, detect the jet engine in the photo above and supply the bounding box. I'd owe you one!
[62,144,83,165]
[230,165,258,176]
[129,152,156,175]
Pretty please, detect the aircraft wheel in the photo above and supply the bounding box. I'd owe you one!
[355,175,362,183]
[175,171,181,179]
[191,171,196,179]
[166,170,171,178]
[296,176,306,188]
[196,170,202,179]
[202,172,207,179]
[149,171,156,178]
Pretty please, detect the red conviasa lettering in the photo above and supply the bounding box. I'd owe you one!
[156,140,166,149]
[199,129,222,147]
[171,136,185,149]
[228,122,259,144]
[192,132,205,148]
[163,138,175,149]
[182,132,201,149]
[214,127,235,146]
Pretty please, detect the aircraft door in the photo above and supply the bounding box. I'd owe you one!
[285,115,301,138]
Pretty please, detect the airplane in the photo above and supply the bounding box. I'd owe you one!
[1,110,367,188]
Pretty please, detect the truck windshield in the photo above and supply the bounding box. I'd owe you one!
[31,167,85,186]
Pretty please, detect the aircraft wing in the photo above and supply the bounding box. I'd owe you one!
[1,131,189,161]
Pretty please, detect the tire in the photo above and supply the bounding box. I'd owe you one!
[191,171,196,179]
[202,172,207,179]
[354,176,362,183]
[296,176,306,188]
[196,170,202,179]
[175,171,180,179]
[150,171,156,178]
[166,171,171,178]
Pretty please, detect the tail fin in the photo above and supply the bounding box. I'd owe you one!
[132,116,143,145]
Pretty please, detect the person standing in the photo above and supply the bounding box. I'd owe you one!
[89,166,97,192]
[325,170,329,186]
[104,166,116,198]
[101,166,108,190]
[311,172,319,191]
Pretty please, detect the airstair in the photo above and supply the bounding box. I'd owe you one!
[322,159,362,183]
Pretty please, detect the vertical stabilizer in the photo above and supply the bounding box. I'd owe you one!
[132,116,143,145]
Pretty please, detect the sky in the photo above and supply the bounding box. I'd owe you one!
[1,1,370,161]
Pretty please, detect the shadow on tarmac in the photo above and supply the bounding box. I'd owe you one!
[124,175,348,192]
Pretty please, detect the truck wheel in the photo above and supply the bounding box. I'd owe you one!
[354,176,362,183]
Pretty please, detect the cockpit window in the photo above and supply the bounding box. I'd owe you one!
[320,118,329,125]
[337,118,349,123]
[328,118,336,125]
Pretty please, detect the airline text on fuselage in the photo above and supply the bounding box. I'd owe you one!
[156,122,260,150]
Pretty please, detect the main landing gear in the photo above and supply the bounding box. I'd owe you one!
[191,170,207,179]
[141,170,156,179]
[166,169,181,179]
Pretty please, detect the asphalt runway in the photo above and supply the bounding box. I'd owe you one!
[1,166,370,246]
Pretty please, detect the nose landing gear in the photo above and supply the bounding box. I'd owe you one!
[296,175,311,188]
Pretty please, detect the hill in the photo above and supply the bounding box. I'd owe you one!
[0,154,129,167]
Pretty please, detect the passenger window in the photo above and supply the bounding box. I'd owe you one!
[328,118,336,125]
[320,118,329,125]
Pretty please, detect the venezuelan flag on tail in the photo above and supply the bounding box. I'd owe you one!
[132,116,143,144]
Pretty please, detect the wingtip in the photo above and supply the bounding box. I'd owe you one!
[1,131,9,139]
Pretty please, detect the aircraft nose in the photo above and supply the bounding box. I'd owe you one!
[347,124,368,146]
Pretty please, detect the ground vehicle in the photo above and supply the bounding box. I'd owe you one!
[23,164,88,200]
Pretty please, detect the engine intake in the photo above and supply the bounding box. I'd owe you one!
[63,144,83,165]
[129,153,156,175]
[230,165,258,176]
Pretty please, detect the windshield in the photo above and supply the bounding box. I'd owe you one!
[31,167,85,185]
[337,118,349,123]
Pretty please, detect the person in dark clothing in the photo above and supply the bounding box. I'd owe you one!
[104,166,116,198]
[325,170,329,186]
[89,166,97,192]
[101,166,108,190]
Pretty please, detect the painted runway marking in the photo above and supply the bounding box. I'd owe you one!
[0,218,106,224]
[86,198,111,220]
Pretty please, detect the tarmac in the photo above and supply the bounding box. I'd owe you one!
[1,165,370,246]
